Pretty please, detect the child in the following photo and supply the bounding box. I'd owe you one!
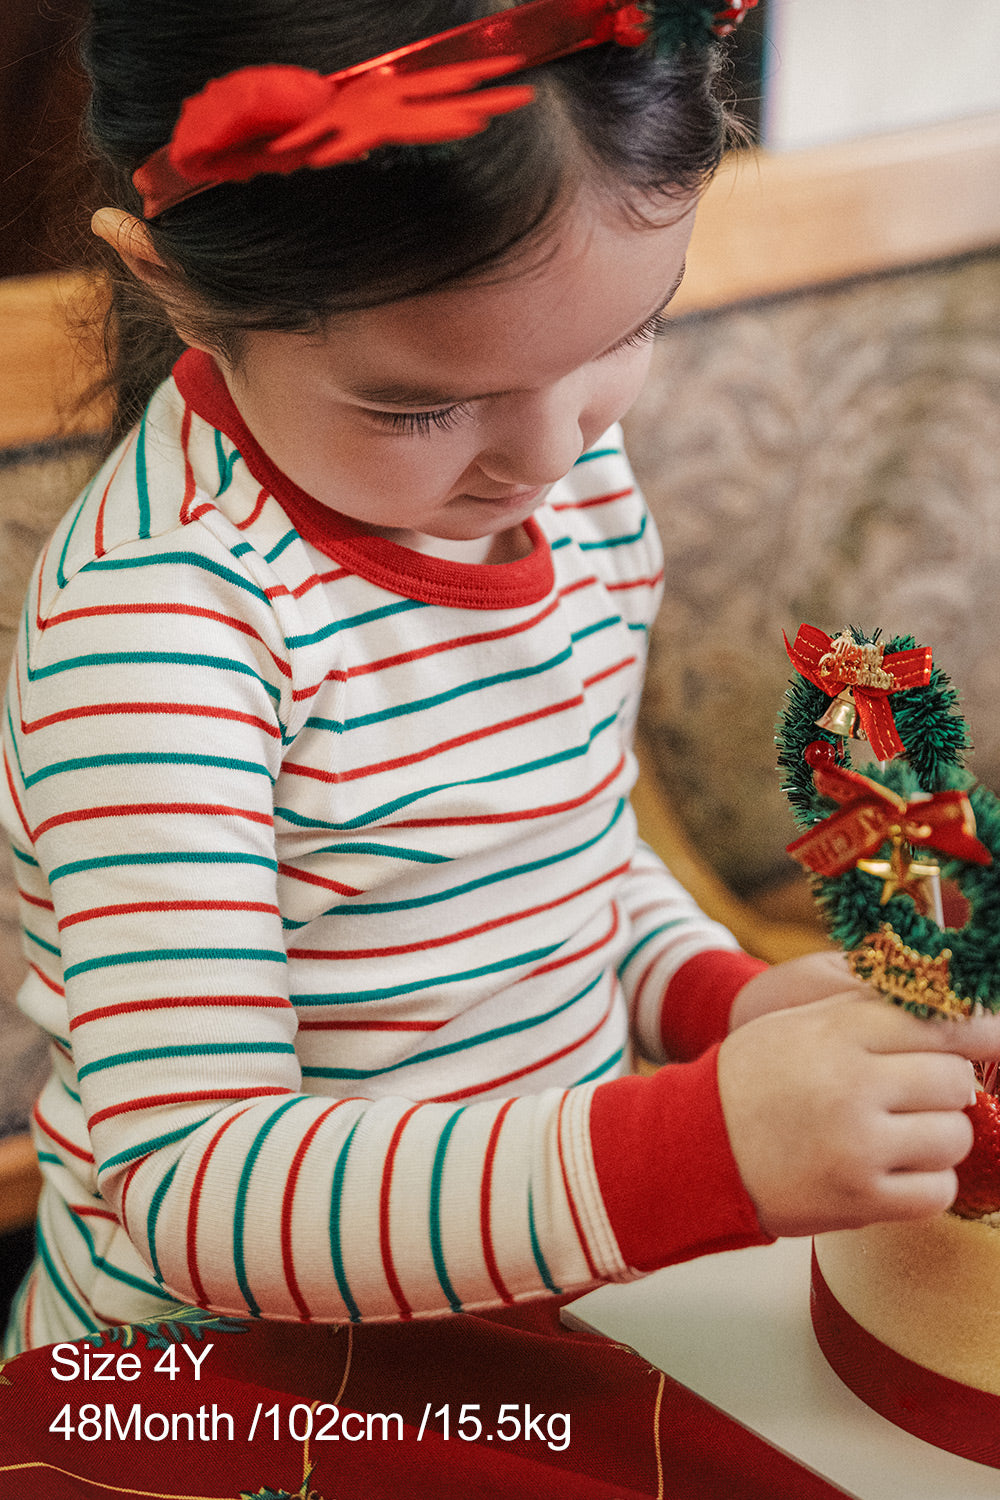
[2,0,996,1465]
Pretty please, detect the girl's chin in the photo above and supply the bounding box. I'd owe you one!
[372,487,549,558]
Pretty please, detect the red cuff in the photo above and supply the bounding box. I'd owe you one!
[590,1045,773,1273]
[661,949,769,1061]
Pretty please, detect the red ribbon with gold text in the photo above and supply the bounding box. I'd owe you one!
[811,1248,1000,1468]
[786,741,991,878]
[784,624,933,762]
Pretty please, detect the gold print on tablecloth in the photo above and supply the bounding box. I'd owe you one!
[80,1307,250,1352]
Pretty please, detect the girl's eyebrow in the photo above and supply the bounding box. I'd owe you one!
[345,260,687,409]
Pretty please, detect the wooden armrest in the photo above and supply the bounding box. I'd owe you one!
[0,1133,41,1235]
[0,270,110,450]
[675,111,1000,315]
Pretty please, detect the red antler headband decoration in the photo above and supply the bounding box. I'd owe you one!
[133,0,758,219]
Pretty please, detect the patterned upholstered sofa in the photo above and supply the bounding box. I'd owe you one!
[634,250,1000,907]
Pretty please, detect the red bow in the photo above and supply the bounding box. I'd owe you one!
[784,623,932,762]
[606,4,653,45]
[787,741,991,879]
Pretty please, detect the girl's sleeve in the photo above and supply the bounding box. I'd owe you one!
[9,528,766,1327]
[616,840,768,1064]
[589,846,773,1273]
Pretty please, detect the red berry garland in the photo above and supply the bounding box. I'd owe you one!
[954,1090,1000,1219]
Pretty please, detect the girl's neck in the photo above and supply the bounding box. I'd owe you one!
[372,525,533,566]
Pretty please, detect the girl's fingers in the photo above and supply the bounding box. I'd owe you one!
[879,1051,977,1113]
[719,998,994,1238]
[939,1015,1000,1062]
[875,1168,960,1221]
[881,1109,974,1173]
[849,998,1000,1063]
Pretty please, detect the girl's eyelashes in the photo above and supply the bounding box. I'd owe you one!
[611,310,673,353]
[365,402,473,437]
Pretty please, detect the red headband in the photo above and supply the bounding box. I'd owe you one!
[133,0,756,219]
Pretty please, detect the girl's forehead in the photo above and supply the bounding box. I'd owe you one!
[318,191,698,399]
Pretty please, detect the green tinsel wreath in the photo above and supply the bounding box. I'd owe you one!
[776,631,1000,1018]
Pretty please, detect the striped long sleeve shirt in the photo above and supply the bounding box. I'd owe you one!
[1,350,768,1353]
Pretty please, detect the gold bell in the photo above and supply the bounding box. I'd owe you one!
[815,688,864,740]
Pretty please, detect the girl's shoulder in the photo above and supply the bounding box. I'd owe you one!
[40,373,323,609]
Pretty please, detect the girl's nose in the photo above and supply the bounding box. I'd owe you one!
[477,386,584,488]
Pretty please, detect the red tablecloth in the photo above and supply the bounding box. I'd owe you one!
[0,1297,845,1498]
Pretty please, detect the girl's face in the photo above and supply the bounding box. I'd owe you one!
[222,189,697,560]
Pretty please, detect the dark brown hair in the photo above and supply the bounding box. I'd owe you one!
[82,1,738,446]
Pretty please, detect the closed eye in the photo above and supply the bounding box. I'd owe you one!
[364,403,474,437]
[362,307,673,437]
[606,310,673,354]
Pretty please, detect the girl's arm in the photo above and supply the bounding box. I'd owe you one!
[617,841,876,1060]
[592,992,999,1270]
[616,838,768,1062]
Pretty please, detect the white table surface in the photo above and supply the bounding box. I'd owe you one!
[563,1236,1000,1499]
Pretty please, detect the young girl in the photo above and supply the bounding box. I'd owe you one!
[3,1,997,1491]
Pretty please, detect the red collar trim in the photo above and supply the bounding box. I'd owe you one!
[173,348,554,610]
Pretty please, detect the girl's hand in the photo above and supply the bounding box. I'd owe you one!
[717,995,1000,1239]
[728,950,868,1032]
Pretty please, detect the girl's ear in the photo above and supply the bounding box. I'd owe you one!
[90,207,215,354]
[91,208,173,289]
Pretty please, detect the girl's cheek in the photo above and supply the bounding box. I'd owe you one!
[583,361,650,441]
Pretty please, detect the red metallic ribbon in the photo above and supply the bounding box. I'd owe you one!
[786,741,991,878]
[134,0,650,217]
[811,1247,1000,1468]
[784,623,933,762]
[134,0,760,217]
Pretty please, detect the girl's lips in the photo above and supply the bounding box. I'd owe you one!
[465,485,546,508]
